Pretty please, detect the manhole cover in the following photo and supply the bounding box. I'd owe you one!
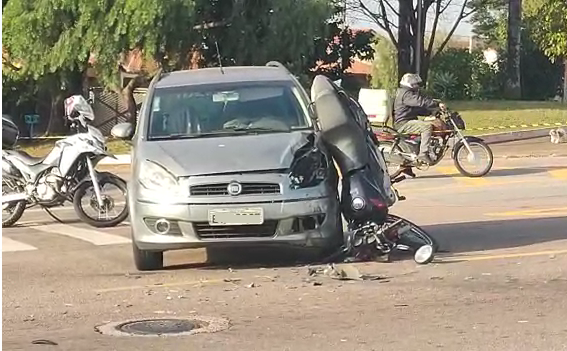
[119,319,199,335]
[95,316,230,337]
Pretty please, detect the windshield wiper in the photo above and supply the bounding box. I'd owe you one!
[149,131,246,140]
[224,126,290,133]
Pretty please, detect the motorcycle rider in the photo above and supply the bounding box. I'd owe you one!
[393,73,445,164]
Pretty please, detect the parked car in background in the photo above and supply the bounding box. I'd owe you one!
[111,62,343,270]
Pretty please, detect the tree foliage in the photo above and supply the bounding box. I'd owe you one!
[349,0,475,81]
[370,35,397,93]
[3,0,375,134]
[529,0,567,61]
[469,0,564,100]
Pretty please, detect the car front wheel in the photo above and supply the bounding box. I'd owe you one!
[132,240,164,271]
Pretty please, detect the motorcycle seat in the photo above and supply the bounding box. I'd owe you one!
[4,149,46,165]
[373,126,420,141]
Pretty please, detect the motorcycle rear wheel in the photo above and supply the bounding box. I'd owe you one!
[73,175,128,228]
[377,141,406,177]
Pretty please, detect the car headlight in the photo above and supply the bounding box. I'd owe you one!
[139,160,179,192]
[289,146,329,189]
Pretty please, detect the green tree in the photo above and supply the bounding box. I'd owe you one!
[529,0,567,102]
[349,0,475,82]
[370,35,397,94]
[198,0,373,84]
[2,0,199,132]
[470,0,564,100]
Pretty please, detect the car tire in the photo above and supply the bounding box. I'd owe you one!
[132,241,164,271]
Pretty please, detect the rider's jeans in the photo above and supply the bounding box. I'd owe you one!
[397,120,433,156]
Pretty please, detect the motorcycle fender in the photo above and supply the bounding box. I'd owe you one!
[2,156,21,178]
[70,171,126,195]
[451,136,485,159]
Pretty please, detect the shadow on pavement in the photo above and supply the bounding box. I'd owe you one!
[163,216,566,270]
[424,216,567,254]
[166,246,320,271]
[418,166,565,180]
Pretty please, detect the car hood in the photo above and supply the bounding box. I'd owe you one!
[142,131,315,177]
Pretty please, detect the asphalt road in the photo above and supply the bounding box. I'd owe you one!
[2,140,567,351]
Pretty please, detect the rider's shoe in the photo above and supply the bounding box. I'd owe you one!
[401,167,416,178]
[417,154,432,165]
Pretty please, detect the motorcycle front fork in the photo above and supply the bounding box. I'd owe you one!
[86,157,104,208]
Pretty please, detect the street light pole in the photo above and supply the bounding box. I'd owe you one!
[416,0,423,76]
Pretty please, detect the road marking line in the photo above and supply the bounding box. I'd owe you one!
[440,249,567,262]
[435,166,490,186]
[485,207,567,217]
[2,236,38,252]
[549,169,567,179]
[95,278,228,293]
[34,224,131,245]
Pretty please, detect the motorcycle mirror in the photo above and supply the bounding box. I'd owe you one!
[414,245,435,265]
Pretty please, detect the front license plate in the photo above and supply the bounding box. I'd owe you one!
[208,208,264,226]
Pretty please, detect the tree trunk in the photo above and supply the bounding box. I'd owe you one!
[563,57,567,104]
[397,0,413,80]
[45,93,65,136]
[120,76,143,131]
[505,0,522,99]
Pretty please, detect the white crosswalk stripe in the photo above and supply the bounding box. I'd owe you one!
[2,236,38,252]
[34,224,131,246]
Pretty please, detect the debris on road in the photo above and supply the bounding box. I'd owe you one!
[23,315,35,322]
[223,278,242,283]
[306,264,387,282]
[246,283,256,288]
[31,339,58,346]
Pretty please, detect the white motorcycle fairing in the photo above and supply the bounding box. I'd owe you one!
[3,125,109,183]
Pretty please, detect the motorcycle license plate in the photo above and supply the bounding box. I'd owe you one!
[208,208,264,226]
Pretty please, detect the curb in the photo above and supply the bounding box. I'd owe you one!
[99,154,131,165]
[478,126,564,144]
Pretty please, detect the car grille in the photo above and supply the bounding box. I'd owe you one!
[189,183,281,196]
[194,221,278,239]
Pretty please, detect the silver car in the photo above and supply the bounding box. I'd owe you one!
[111,63,343,270]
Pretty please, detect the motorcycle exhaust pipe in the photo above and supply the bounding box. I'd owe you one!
[2,193,29,204]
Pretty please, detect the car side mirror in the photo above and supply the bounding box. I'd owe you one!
[111,122,134,140]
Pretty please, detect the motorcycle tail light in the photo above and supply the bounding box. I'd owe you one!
[370,198,387,208]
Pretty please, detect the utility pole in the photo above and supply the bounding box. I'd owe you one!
[416,0,423,76]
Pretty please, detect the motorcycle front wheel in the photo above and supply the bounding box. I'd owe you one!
[453,139,493,177]
[2,180,26,227]
[73,175,128,228]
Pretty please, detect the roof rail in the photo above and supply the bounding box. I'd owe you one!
[265,61,288,71]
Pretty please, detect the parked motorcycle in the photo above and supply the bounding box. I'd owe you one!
[310,76,437,264]
[2,95,128,228]
[375,108,494,179]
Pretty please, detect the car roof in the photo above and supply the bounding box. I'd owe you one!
[155,66,295,89]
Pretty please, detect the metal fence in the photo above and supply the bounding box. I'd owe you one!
[91,87,147,135]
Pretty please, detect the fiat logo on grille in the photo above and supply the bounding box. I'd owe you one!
[227,182,242,196]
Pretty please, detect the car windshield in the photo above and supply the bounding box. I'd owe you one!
[147,82,310,140]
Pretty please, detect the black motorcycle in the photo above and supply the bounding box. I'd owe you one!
[310,76,437,264]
